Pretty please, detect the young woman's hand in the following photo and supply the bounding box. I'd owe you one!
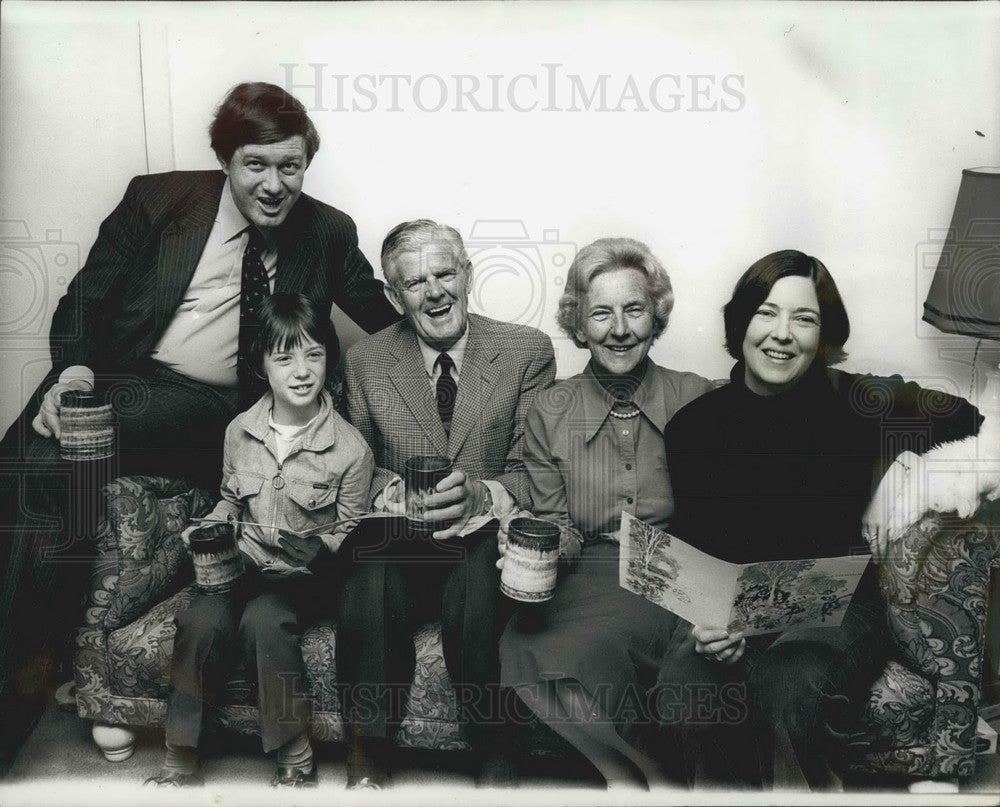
[865,421,1000,558]
[277,531,323,567]
[863,450,925,558]
[691,625,746,665]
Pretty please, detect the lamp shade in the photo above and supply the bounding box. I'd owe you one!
[922,167,1000,340]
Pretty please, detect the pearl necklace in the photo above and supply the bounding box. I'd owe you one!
[609,402,640,419]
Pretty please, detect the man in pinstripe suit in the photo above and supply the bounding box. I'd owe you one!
[337,220,556,788]
[4,82,397,483]
[0,83,398,759]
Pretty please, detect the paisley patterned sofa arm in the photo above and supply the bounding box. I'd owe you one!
[873,500,1000,778]
[876,502,999,674]
[93,476,214,631]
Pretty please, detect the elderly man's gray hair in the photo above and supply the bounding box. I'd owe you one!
[380,219,472,285]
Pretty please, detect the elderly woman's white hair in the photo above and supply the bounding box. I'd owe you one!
[379,219,472,285]
[557,237,674,349]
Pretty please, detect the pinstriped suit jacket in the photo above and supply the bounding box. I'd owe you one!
[343,313,556,509]
[46,170,398,383]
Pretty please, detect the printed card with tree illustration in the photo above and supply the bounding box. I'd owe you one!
[617,512,871,636]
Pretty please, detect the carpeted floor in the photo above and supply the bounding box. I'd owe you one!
[1,700,999,806]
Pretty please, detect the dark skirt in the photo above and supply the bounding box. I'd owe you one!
[654,562,889,787]
[499,542,678,733]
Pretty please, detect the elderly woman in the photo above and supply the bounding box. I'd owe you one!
[498,237,715,789]
[657,250,996,789]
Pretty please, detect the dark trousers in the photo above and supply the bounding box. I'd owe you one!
[336,517,511,750]
[166,568,334,754]
[655,565,887,790]
[0,364,239,695]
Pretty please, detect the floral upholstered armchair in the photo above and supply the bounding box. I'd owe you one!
[74,476,998,784]
[74,476,467,761]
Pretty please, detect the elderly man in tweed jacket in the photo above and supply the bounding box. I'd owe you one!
[338,219,556,788]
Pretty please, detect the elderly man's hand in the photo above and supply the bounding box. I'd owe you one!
[32,377,94,439]
[422,469,490,540]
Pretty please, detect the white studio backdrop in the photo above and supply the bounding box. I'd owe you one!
[2,1,999,435]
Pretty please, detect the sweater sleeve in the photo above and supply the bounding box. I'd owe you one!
[843,372,983,457]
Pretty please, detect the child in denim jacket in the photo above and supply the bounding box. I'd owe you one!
[147,293,374,788]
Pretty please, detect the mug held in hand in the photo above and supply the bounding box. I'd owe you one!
[188,522,245,594]
[58,390,115,461]
[403,454,454,535]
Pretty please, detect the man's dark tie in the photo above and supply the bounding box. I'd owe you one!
[436,352,457,433]
[237,227,271,407]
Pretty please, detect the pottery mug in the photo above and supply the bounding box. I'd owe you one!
[500,517,561,602]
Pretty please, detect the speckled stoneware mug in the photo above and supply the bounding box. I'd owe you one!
[501,517,561,602]
[189,522,245,594]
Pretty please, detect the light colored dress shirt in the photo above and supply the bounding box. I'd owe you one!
[416,329,469,391]
[523,361,715,545]
[150,179,277,387]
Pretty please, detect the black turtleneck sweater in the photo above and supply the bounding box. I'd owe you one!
[663,363,982,563]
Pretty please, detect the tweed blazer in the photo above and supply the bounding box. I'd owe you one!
[344,313,556,509]
[46,170,398,383]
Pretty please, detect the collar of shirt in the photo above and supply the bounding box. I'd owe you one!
[579,361,669,441]
[267,410,319,440]
[241,388,338,454]
[417,329,470,382]
[218,179,278,253]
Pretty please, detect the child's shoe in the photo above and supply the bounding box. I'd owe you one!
[145,743,202,786]
[144,768,203,787]
[270,761,318,788]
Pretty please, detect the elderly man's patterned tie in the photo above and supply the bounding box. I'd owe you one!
[237,227,271,408]
[436,352,457,434]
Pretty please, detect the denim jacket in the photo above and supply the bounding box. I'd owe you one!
[203,389,375,576]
